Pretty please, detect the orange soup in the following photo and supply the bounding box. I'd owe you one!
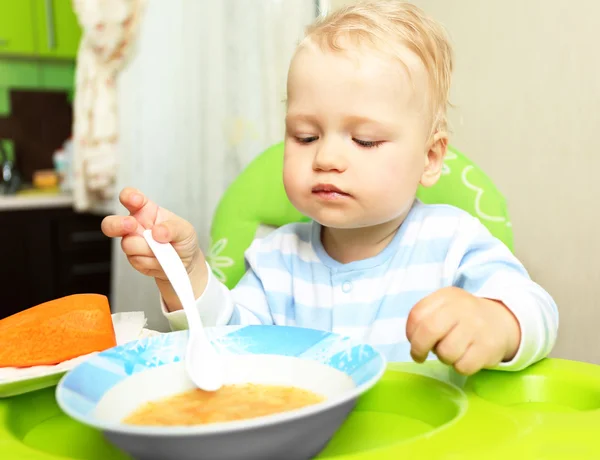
[123,384,324,426]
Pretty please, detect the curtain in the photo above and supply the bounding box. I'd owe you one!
[112,0,316,330]
[72,0,146,213]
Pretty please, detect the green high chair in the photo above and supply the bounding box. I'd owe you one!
[207,142,513,289]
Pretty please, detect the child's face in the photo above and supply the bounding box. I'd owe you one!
[283,43,444,229]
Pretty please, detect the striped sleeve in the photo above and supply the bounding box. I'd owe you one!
[452,215,559,371]
[162,245,274,330]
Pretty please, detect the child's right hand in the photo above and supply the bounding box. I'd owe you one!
[101,187,208,311]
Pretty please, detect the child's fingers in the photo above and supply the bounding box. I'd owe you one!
[152,218,195,245]
[119,187,149,214]
[101,215,138,237]
[433,323,473,365]
[409,305,458,363]
[121,234,154,258]
[453,345,487,376]
[405,290,446,341]
[127,255,164,276]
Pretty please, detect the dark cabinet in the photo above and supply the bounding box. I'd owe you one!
[0,205,112,319]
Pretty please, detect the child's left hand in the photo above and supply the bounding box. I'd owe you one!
[406,287,521,375]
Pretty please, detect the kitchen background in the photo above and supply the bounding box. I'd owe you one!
[1,0,598,365]
[0,1,108,324]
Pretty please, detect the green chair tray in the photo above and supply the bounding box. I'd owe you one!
[2,358,600,459]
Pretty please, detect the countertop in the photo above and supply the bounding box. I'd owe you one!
[0,193,74,211]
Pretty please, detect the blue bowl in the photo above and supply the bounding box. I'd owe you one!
[56,325,386,460]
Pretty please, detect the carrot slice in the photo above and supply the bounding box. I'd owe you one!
[0,294,117,368]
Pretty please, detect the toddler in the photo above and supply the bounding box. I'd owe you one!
[102,0,558,375]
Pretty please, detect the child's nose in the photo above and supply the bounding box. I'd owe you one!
[312,140,347,172]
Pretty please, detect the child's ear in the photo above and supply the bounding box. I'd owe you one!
[420,132,448,188]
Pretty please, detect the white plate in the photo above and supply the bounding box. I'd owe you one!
[0,311,160,398]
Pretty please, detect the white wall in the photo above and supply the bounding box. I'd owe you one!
[331,0,600,363]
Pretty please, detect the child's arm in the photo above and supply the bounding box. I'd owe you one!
[161,241,274,330]
[407,214,558,374]
[451,217,558,370]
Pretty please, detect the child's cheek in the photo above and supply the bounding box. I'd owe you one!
[283,163,303,203]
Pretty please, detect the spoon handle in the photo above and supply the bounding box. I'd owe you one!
[142,229,203,330]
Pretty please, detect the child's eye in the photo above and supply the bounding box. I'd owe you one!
[353,138,384,148]
[296,136,318,144]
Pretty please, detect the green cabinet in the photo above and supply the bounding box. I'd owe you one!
[0,0,37,56]
[0,0,81,60]
[33,0,82,59]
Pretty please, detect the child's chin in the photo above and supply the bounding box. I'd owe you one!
[311,209,403,230]
[310,212,367,230]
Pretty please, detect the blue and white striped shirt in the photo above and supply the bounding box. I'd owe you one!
[164,201,558,371]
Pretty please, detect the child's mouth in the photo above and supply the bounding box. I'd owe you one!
[312,184,351,200]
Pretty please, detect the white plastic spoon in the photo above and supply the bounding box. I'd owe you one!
[143,229,223,392]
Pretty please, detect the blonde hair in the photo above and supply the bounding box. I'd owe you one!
[303,0,453,136]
